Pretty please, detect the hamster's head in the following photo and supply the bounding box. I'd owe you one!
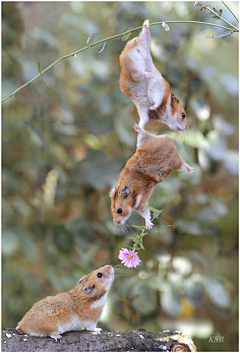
[78,265,114,298]
[168,93,188,131]
[110,185,135,225]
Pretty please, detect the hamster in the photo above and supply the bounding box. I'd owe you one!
[16,265,114,342]
[119,19,187,131]
[110,125,193,229]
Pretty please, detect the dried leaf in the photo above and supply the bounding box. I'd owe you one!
[86,32,99,45]
[98,41,107,54]
[194,1,203,7]
[207,31,234,39]
[162,21,170,31]
[201,6,211,13]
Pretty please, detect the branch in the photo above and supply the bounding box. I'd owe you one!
[2,328,197,352]
[202,4,239,31]
[1,20,237,103]
[222,1,239,23]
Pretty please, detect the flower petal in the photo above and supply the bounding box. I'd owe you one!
[118,248,141,268]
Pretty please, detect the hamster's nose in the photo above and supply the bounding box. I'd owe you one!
[105,265,113,271]
[105,265,114,277]
[114,218,121,224]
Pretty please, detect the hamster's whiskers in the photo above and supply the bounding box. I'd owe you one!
[110,223,125,238]
[113,268,130,277]
[125,222,133,231]
[118,223,129,236]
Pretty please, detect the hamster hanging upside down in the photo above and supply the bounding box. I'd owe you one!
[119,19,187,131]
[110,125,193,229]
[16,265,114,342]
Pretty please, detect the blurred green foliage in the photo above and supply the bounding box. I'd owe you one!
[2,2,238,351]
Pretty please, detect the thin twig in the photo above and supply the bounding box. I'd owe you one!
[221,1,239,23]
[1,20,237,103]
[204,4,239,30]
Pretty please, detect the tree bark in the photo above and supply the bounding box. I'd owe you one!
[2,328,197,352]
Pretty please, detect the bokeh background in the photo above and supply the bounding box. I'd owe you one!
[2,2,239,351]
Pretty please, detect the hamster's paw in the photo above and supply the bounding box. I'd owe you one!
[83,327,102,335]
[93,327,102,333]
[50,334,62,343]
[82,327,102,333]
[145,220,154,230]
[186,165,194,174]
[133,123,141,132]
[143,19,150,28]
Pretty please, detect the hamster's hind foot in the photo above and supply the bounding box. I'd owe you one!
[50,334,62,343]
[186,164,194,174]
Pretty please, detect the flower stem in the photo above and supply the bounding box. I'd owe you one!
[221,1,239,23]
[1,20,237,103]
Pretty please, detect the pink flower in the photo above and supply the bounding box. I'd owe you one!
[118,248,141,268]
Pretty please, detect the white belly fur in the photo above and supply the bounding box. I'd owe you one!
[58,315,96,334]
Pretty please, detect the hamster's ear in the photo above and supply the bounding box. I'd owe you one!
[109,187,116,198]
[122,186,130,197]
[78,275,86,284]
[171,93,179,103]
[83,285,95,294]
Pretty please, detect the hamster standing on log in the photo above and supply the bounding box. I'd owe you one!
[119,19,187,131]
[16,265,114,342]
[110,125,193,229]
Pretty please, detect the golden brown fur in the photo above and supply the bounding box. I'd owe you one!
[110,128,193,228]
[17,265,114,340]
[119,20,187,131]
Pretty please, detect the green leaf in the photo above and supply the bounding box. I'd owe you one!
[142,204,163,214]
[211,7,222,19]
[132,225,146,230]
[37,61,41,74]
[121,28,133,41]
[36,61,47,86]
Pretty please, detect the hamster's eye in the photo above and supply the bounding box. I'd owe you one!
[182,112,186,118]
[117,208,123,214]
[97,273,102,278]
